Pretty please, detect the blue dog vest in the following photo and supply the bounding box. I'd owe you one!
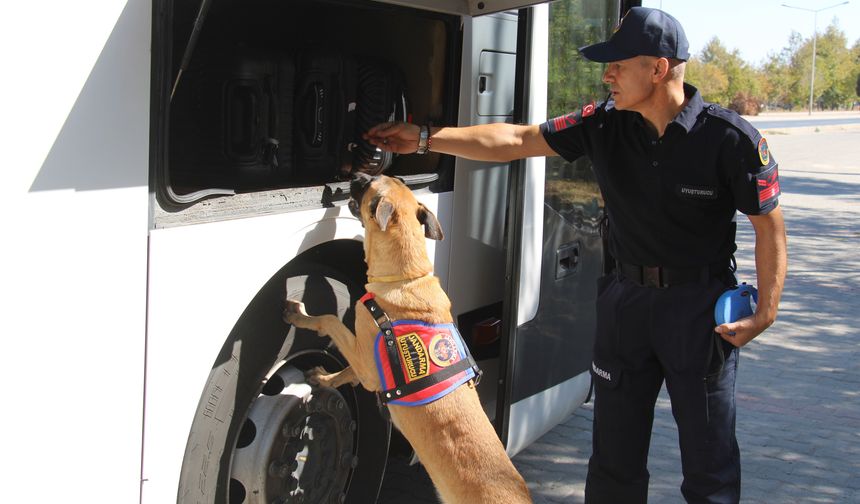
[361,292,481,406]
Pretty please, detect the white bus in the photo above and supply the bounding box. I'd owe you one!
[3,0,633,502]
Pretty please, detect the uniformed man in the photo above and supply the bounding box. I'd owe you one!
[364,6,787,503]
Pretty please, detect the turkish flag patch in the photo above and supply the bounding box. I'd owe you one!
[582,101,596,118]
[756,165,780,206]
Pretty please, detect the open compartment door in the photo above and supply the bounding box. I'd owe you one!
[496,0,623,456]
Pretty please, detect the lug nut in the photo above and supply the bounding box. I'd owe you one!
[269,461,290,478]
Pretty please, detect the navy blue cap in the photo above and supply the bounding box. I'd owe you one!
[579,7,690,63]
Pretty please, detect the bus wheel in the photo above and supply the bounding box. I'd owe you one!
[178,261,390,504]
[230,366,356,503]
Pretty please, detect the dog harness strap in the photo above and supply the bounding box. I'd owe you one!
[379,356,480,403]
[361,293,407,389]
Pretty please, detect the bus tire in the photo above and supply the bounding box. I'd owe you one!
[177,260,390,504]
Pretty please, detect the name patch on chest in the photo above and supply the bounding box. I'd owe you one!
[397,332,430,381]
[677,184,718,200]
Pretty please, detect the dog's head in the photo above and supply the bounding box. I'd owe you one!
[348,173,443,241]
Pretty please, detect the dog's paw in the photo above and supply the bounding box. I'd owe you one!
[305,366,329,387]
[283,299,309,324]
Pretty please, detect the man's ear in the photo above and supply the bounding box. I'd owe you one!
[417,202,444,240]
[372,196,395,231]
[653,57,670,82]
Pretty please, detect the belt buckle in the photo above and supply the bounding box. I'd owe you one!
[642,266,664,288]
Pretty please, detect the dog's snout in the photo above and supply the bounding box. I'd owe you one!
[350,173,373,197]
[349,173,375,215]
[348,199,362,220]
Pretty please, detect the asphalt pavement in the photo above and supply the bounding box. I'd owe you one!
[377,116,860,503]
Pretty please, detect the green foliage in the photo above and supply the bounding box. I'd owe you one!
[658,22,858,111]
[543,4,859,112]
[546,0,615,118]
[852,40,860,98]
[686,37,762,111]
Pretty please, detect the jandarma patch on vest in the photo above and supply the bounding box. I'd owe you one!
[757,137,770,165]
[429,333,459,367]
[677,184,718,200]
[397,332,429,381]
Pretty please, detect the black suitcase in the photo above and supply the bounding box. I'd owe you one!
[294,51,407,182]
[170,50,294,190]
[293,51,357,183]
[354,58,409,176]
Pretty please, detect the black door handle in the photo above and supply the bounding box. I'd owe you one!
[556,241,581,279]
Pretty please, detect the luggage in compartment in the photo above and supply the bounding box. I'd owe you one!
[294,50,408,183]
[169,49,294,191]
[354,57,409,175]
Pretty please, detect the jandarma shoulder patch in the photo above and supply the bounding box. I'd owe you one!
[757,137,770,166]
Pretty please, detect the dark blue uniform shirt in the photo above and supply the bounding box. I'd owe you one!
[540,83,780,269]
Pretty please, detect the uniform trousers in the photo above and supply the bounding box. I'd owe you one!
[584,271,741,504]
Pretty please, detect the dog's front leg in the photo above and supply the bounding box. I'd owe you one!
[307,366,360,388]
[283,300,358,359]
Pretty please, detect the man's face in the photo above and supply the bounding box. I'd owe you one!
[602,56,656,112]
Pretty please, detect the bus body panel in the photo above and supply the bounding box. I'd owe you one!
[0,1,151,502]
[142,192,450,503]
[506,371,591,456]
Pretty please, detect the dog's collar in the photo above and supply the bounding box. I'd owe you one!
[367,271,433,284]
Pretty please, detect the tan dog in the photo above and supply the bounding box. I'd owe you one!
[283,174,532,504]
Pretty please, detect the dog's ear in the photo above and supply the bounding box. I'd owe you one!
[417,203,444,240]
[371,196,396,232]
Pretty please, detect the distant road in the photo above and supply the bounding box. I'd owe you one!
[744,110,860,130]
[747,117,860,129]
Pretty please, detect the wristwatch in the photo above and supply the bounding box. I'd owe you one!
[416,125,429,155]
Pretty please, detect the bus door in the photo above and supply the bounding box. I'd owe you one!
[497,0,623,455]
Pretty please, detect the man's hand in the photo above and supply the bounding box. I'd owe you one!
[364,121,420,154]
[715,313,772,348]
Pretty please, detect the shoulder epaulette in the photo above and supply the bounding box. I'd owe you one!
[704,103,762,145]
[704,103,772,166]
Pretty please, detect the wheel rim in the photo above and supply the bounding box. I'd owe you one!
[179,261,389,504]
[229,365,357,504]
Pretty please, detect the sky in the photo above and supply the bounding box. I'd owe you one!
[640,0,860,65]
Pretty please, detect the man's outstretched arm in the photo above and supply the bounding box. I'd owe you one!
[363,122,557,162]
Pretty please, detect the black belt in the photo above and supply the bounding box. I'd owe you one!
[616,260,728,288]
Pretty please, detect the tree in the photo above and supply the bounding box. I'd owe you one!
[685,57,728,103]
[814,23,854,109]
[688,37,762,113]
[852,40,860,100]
[781,21,858,110]
[759,32,803,110]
